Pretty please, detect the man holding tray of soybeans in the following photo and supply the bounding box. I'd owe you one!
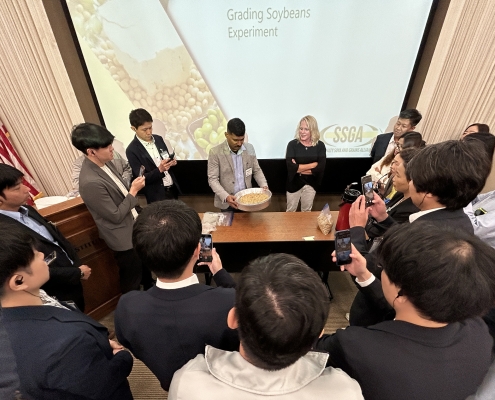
[207,118,268,210]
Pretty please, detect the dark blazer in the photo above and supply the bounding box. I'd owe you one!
[316,318,493,400]
[370,132,393,163]
[0,315,20,400]
[79,158,137,251]
[126,134,181,203]
[0,207,84,310]
[115,269,239,390]
[366,195,419,239]
[349,210,475,327]
[2,305,133,400]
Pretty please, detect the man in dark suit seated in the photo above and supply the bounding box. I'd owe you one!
[369,109,422,163]
[0,164,90,311]
[316,223,495,400]
[0,225,133,400]
[349,139,492,326]
[115,200,239,391]
[126,108,181,203]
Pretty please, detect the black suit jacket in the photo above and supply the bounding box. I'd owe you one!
[350,209,474,326]
[126,134,182,203]
[370,132,393,163]
[115,269,238,390]
[316,318,492,400]
[0,206,84,310]
[2,305,133,400]
[366,195,419,239]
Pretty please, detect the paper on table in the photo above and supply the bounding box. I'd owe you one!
[303,236,315,241]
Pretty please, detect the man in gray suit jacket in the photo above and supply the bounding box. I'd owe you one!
[207,118,268,210]
[71,123,146,293]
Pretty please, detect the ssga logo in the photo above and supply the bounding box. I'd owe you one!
[320,125,381,154]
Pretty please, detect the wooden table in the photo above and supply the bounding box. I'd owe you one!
[200,211,339,297]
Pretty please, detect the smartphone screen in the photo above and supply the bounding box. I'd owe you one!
[335,230,352,265]
[139,165,145,177]
[361,175,374,207]
[199,234,213,262]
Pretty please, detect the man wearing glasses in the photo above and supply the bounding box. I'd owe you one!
[0,164,90,311]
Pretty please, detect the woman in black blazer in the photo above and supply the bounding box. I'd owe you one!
[317,223,495,400]
[366,148,420,239]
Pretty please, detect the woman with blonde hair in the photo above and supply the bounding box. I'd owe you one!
[285,115,326,211]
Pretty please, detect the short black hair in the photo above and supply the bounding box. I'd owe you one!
[406,140,490,209]
[464,132,495,162]
[71,123,114,155]
[398,109,422,126]
[227,118,245,137]
[0,223,37,297]
[377,222,495,323]
[398,147,420,172]
[132,200,201,279]
[400,131,425,148]
[236,254,330,370]
[129,108,153,129]
[0,164,23,198]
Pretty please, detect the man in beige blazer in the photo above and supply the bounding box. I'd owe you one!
[71,123,147,293]
[207,118,268,210]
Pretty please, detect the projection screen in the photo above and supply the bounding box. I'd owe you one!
[66,0,434,160]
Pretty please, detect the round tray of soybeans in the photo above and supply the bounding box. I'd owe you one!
[234,188,272,212]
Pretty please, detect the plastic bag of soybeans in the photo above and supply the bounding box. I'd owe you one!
[317,203,333,235]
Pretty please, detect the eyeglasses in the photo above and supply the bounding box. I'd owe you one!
[44,251,57,266]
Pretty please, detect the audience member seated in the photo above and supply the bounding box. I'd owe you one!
[115,200,238,391]
[316,222,495,400]
[461,122,490,139]
[348,139,492,326]
[169,253,364,400]
[367,131,424,185]
[71,150,132,191]
[0,164,90,311]
[1,225,133,399]
[364,148,420,240]
[369,109,422,163]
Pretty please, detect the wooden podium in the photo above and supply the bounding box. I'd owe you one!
[39,197,120,320]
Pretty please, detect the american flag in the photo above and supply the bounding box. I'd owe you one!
[0,123,41,205]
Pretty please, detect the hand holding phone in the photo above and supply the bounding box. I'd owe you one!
[198,234,213,262]
[361,175,374,207]
[139,165,145,177]
[335,229,352,265]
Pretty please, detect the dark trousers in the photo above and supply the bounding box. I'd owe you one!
[160,185,179,201]
[114,249,143,293]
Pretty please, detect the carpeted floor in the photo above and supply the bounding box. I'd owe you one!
[99,270,357,399]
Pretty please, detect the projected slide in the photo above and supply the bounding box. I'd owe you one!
[66,0,433,159]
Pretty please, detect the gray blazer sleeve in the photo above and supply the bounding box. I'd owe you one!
[207,149,230,203]
[81,178,138,225]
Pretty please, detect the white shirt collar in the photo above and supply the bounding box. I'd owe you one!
[137,135,155,147]
[409,207,446,223]
[229,144,246,156]
[155,274,199,289]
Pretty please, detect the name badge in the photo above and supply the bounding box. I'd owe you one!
[245,168,253,177]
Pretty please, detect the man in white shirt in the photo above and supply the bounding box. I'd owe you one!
[71,123,148,293]
[126,108,181,203]
[114,200,238,391]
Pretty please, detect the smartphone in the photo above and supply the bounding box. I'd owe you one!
[139,165,145,177]
[361,175,374,207]
[199,234,213,262]
[335,230,352,266]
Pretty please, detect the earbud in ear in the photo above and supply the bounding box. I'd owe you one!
[15,277,23,285]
